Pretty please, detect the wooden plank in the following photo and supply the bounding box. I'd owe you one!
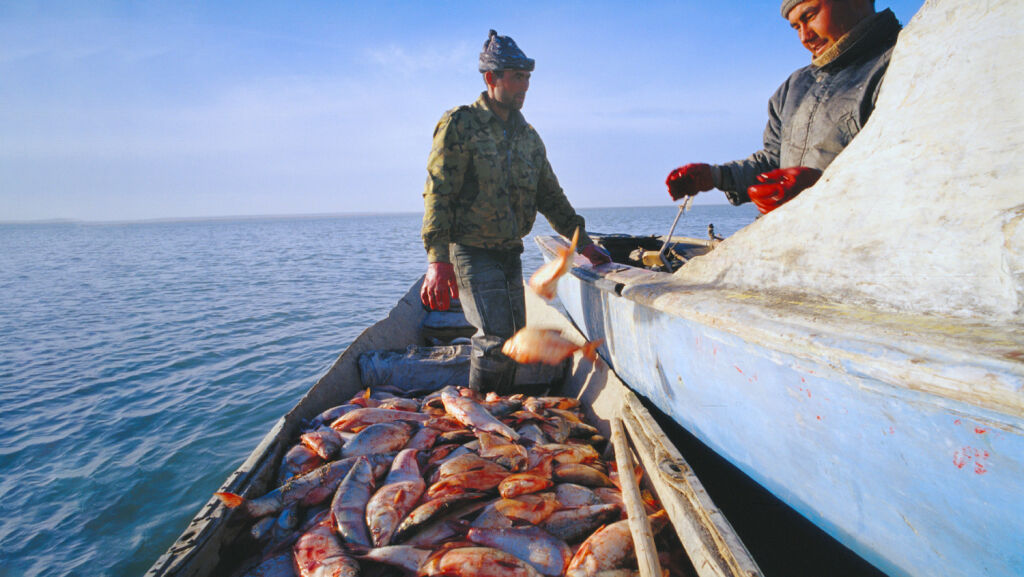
[611,417,663,577]
[620,389,763,577]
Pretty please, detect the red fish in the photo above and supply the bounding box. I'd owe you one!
[366,449,425,547]
[292,518,359,577]
[502,328,603,366]
[566,510,669,577]
[421,545,544,577]
[529,227,580,301]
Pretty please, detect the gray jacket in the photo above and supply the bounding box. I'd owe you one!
[714,9,902,205]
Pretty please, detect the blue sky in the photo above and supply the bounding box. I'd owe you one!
[0,0,925,222]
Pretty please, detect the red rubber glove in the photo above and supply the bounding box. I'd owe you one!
[666,163,714,200]
[581,243,611,266]
[421,262,459,311]
[747,167,822,214]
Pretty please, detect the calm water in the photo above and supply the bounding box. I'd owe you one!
[0,204,757,577]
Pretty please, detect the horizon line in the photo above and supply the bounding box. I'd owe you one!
[0,201,735,226]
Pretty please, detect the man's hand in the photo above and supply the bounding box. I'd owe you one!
[747,167,822,214]
[666,163,714,200]
[581,243,611,266]
[421,262,459,311]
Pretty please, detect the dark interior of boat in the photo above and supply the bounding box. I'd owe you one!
[591,233,715,273]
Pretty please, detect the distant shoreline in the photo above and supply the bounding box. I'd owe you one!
[0,203,736,226]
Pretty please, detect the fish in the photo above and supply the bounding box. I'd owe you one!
[401,519,470,548]
[553,463,615,487]
[498,454,555,499]
[524,396,580,412]
[425,467,510,500]
[215,454,391,518]
[292,518,360,577]
[441,388,520,441]
[501,328,603,366]
[421,545,544,577]
[330,456,376,548]
[308,404,360,430]
[249,516,277,542]
[330,407,429,432]
[540,416,571,444]
[538,443,600,465]
[467,525,572,576]
[349,545,431,574]
[470,501,514,529]
[480,393,524,418]
[517,423,549,445]
[542,503,622,543]
[566,510,670,577]
[238,552,295,577]
[224,387,675,577]
[477,431,529,471]
[494,493,560,525]
[340,421,414,459]
[366,449,425,547]
[553,483,603,508]
[299,428,344,461]
[391,491,488,544]
[430,453,508,485]
[377,397,421,412]
[278,444,323,484]
[529,227,580,301]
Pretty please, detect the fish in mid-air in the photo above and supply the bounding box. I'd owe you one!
[529,227,580,301]
[502,327,603,365]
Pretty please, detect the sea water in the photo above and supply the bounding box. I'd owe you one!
[0,204,757,577]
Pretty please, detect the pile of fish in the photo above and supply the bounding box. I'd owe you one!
[216,386,686,577]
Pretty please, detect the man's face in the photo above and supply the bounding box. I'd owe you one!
[787,0,870,57]
[490,69,531,111]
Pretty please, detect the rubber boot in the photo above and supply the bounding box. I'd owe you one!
[468,354,516,395]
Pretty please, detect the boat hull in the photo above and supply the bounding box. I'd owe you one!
[538,235,1024,577]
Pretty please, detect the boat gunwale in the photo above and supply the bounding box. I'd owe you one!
[536,234,1024,424]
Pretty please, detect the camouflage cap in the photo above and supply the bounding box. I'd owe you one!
[478,29,535,73]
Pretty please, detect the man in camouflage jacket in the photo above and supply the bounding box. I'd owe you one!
[665,0,902,214]
[420,30,610,394]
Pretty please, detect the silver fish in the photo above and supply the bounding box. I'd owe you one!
[330,456,376,547]
[441,388,520,441]
[542,503,622,543]
[467,525,572,576]
[215,454,391,518]
[341,421,414,459]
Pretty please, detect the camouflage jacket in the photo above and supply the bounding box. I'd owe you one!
[713,9,901,204]
[421,93,591,263]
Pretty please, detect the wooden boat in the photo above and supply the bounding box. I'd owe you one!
[535,2,1024,577]
[144,280,762,577]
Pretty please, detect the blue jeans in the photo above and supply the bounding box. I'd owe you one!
[450,244,526,393]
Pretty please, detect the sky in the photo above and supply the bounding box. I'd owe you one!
[0,0,926,222]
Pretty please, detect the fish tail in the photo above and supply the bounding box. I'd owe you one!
[580,339,604,361]
[214,492,245,508]
[556,227,582,267]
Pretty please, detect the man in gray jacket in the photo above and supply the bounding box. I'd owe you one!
[666,0,902,213]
